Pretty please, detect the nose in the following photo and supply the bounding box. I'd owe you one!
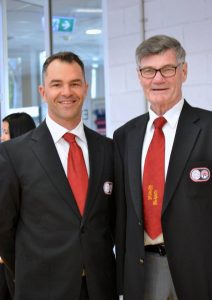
[61,84,73,96]
[152,70,166,82]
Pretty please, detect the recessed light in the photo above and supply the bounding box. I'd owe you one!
[75,8,102,13]
[86,29,102,35]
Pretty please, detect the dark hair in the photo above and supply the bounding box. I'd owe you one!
[42,51,86,81]
[3,112,36,139]
[135,34,186,67]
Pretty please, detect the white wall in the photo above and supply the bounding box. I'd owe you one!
[105,0,212,136]
[104,0,146,136]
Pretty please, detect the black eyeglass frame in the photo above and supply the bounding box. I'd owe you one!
[138,62,184,79]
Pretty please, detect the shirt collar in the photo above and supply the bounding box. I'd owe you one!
[46,114,87,144]
[148,98,184,129]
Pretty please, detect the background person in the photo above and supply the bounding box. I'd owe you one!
[0,112,36,142]
[0,259,11,300]
[0,112,36,300]
[114,34,212,300]
[0,52,116,300]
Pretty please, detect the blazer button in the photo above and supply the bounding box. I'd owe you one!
[138,221,142,226]
[139,258,144,264]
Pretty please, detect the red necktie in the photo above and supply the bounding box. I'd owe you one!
[142,117,167,239]
[63,133,88,215]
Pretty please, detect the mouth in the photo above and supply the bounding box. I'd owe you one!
[58,98,77,105]
[151,88,169,92]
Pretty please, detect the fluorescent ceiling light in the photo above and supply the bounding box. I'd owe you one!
[75,8,102,13]
[86,29,102,35]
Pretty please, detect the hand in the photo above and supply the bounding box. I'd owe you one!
[0,257,4,264]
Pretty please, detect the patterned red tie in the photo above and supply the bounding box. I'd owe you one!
[142,117,167,239]
[63,133,88,215]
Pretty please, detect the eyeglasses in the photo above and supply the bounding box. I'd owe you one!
[139,63,183,79]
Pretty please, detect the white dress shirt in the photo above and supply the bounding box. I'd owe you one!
[45,114,90,177]
[142,98,184,245]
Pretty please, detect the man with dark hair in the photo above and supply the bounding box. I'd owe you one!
[114,35,212,300]
[0,52,116,300]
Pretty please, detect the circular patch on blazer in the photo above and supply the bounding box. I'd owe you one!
[103,181,113,195]
[190,167,210,182]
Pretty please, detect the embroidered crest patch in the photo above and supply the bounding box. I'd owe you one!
[190,167,210,182]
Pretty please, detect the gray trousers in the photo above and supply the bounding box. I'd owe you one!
[144,252,178,300]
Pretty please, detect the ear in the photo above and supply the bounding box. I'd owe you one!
[84,82,89,97]
[137,68,141,80]
[137,68,145,89]
[38,85,46,102]
[182,62,188,82]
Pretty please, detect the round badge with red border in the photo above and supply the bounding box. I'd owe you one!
[190,167,210,182]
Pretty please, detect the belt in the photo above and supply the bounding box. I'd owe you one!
[145,243,166,256]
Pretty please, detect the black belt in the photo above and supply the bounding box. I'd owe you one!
[145,243,166,256]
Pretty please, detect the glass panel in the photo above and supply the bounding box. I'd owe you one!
[51,0,106,134]
[6,0,45,124]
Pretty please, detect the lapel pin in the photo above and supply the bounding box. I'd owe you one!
[190,167,210,182]
[103,181,113,195]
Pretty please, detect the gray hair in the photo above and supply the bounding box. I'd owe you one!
[135,35,186,67]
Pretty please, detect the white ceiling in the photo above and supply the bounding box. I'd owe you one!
[6,0,104,66]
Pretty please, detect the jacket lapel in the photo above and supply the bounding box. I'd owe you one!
[127,114,149,221]
[162,101,201,214]
[82,126,104,221]
[29,121,81,219]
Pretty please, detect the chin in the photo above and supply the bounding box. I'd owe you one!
[150,97,168,105]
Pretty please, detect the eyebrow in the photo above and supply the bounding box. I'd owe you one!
[140,63,178,69]
[49,78,83,84]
